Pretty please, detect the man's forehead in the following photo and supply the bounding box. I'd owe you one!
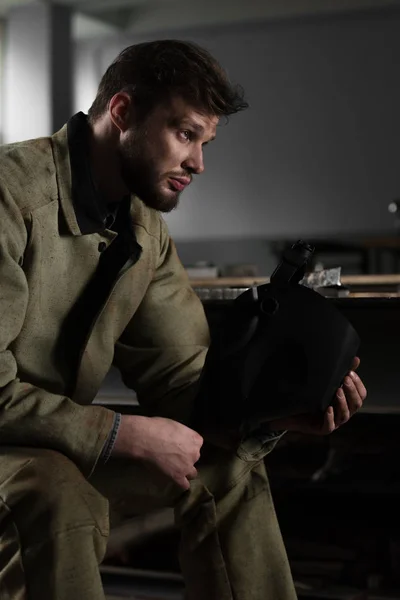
[163,96,219,133]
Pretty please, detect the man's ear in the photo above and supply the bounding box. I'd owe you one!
[109,92,134,133]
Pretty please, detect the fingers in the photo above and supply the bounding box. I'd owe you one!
[333,387,351,426]
[343,371,367,413]
[195,432,204,450]
[335,356,366,418]
[332,367,367,430]
[194,446,202,464]
[177,477,191,491]
[176,467,198,491]
[284,357,366,438]
[348,370,367,405]
[175,430,202,490]
[186,466,198,480]
[192,432,203,464]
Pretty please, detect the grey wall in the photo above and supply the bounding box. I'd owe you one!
[75,9,400,273]
[3,4,73,143]
[4,5,52,142]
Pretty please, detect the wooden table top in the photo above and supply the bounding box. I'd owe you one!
[189,274,400,287]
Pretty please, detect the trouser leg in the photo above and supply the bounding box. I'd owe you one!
[94,444,297,600]
[175,446,297,600]
[0,447,109,600]
[0,443,295,600]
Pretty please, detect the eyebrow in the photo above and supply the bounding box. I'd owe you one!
[185,121,204,133]
[184,120,216,142]
[171,117,216,142]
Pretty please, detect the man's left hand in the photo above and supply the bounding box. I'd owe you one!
[269,357,367,435]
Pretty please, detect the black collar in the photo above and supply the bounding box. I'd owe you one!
[67,112,120,234]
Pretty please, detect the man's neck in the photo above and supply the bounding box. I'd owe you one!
[88,121,128,205]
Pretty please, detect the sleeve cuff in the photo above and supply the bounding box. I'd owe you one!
[99,412,121,464]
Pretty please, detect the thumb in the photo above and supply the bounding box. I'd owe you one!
[351,356,360,371]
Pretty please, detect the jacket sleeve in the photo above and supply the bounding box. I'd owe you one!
[0,187,115,477]
[113,216,210,426]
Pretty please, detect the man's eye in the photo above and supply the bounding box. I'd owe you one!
[179,130,192,141]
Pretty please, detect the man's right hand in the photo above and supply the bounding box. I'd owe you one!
[112,415,203,491]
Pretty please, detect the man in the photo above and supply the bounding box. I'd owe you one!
[0,40,366,599]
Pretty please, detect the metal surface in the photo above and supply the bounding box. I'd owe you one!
[301,267,342,288]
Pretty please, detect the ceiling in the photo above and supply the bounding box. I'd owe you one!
[0,0,399,39]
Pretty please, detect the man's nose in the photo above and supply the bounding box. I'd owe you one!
[183,147,204,175]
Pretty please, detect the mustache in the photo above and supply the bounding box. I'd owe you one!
[167,171,193,181]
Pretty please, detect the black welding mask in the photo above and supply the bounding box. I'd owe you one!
[193,240,360,433]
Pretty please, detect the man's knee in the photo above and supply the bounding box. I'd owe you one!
[194,444,268,500]
[0,447,109,550]
[177,448,269,523]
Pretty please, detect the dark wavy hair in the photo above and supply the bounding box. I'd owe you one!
[88,39,248,124]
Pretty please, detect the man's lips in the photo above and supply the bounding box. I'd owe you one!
[168,177,191,192]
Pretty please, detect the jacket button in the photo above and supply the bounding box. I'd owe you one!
[98,242,107,253]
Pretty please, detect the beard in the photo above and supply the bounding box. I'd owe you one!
[118,131,182,213]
